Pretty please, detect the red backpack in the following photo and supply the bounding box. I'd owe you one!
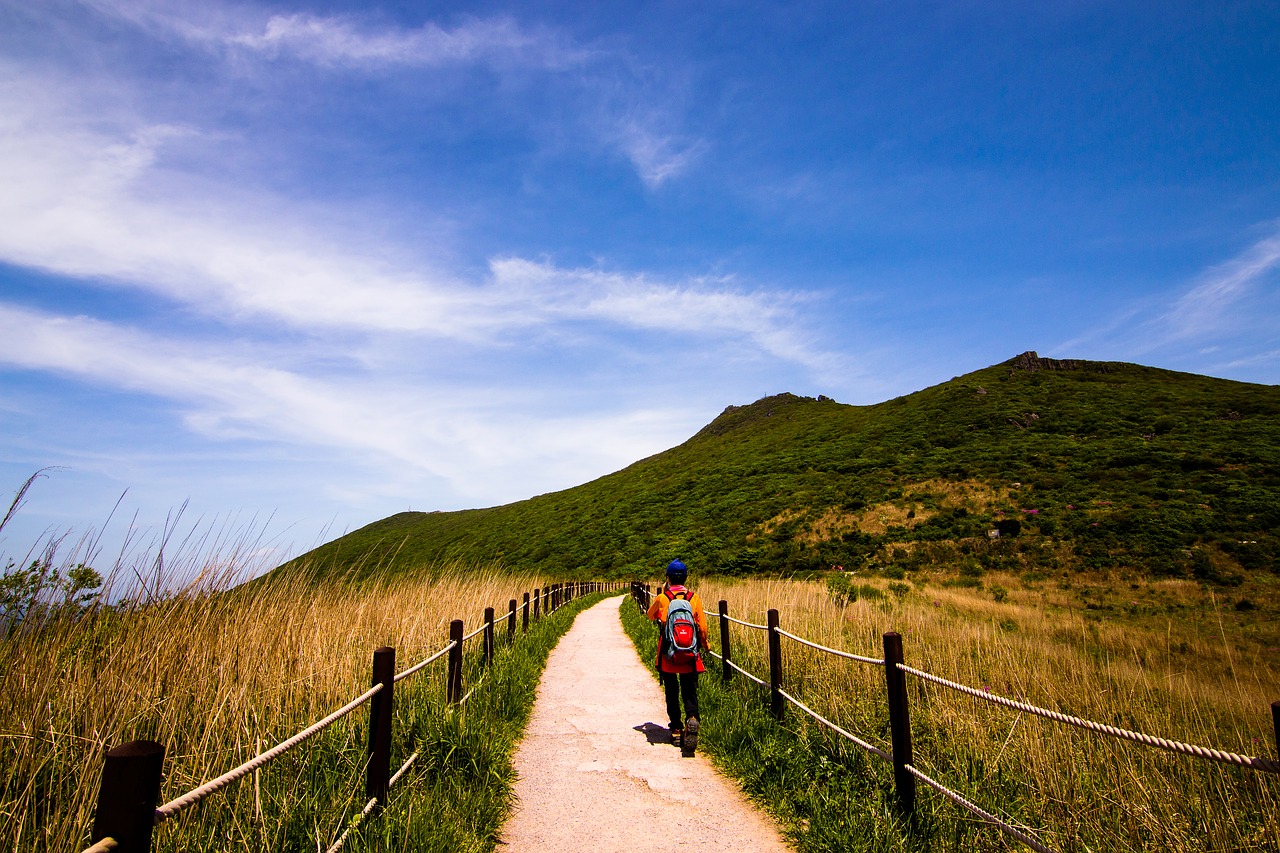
[663,589,699,665]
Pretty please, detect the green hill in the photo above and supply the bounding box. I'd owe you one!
[282,352,1280,584]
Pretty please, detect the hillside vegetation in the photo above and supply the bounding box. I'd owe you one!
[283,352,1280,587]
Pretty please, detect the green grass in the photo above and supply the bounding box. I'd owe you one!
[334,590,610,853]
[0,556,612,853]
[283,353,1280,589]
[619,595,921,852]
[619,581,1280,853]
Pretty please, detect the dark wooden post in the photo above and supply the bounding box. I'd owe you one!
[883,631,916,814]
[1272,700,1279,759]
[533,588,540,620]
[507,599,517,643]
[522,593,530,633]
[91,740,165,853]
[366,646,395,805]
[447,620,464,704]
[767,609,783,720]
[719,599,732,682]
[483,607,495,667]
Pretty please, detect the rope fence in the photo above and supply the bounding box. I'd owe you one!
[775,627,884,666]
[777,687,891,762]
[394,642,455,683]
[325,751,422,853]
[899,664,1280,774]
[80,580,624,853]
[713,612,770,631]
[629,581,1280,853]
[156,683,384,821]
[706,648,767,686]
[81,839,118,853]
[906,764,1053,853]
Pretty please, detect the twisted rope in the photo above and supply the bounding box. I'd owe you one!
[899,665,1280,774]
[706,649,768,686]
[79,837,118,853]
[155,684,383,821]
[389,752,419,787]
[720,614,769,630]
[462,622,488,642]
[777,688,891,762]
[324,797,378,853]
[324,752,419,853]
[906,764,1053,853]
[394,641,455,683]
[775,628,884,666]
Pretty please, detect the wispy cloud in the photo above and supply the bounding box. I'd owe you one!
[1162,227,1280,341]
[75,0,700,186]
[0,71,809,356]
[611,120,706,188]
[83,0,586,70]
[0,304,696,500]
[1056,224,1280,363]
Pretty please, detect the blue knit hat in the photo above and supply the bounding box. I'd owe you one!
[665,559,687,582]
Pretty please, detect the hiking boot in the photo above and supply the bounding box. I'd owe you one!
[669,727,682,747]
[682,716,699,756]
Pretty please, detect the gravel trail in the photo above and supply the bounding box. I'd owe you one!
[498,595,793,852]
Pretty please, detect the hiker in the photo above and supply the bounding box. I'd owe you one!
[646,559,710,755]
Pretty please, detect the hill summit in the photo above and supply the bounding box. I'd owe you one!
[283,353,1280,585]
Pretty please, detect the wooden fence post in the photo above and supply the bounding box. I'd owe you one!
[91,740,165,853]
[447,620,464,704]
[1272,700,1279,759]
[366,646,395,806]
[719,599,732,682]
[507,599,517,643]
[767,609,783,720]
[483,607,495,667]
[533,588,540,620]
[883,631,916,814]
[522,593,530,633]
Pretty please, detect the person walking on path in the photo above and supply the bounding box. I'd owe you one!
[500,596,793,852]
[646,559,710,755]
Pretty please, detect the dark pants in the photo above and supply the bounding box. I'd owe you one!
[661,670,699,728]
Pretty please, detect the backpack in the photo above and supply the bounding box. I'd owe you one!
[663,589,699,665]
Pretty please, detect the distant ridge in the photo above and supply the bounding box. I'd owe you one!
[279,353,1280,585]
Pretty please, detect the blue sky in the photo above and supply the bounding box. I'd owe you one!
[2,0,1278,571]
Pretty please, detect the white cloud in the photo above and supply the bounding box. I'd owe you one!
[0,304,695,501]
[0,72,816,361]
[73,1,703,187]
[1055,225,1280,363]
[611,120,707,188]
[82,0,586,70]
[1163,227,1280,341]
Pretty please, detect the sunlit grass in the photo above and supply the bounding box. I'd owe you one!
[0,523,594,852]
[632,574,1280,852]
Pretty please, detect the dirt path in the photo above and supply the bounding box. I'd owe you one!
[498,596,793,852]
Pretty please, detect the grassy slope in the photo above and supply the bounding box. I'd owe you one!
[281,353,1280,585]
[618,582,1279,853]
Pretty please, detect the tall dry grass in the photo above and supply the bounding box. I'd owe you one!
[0,543,553,851]
[693,574,1280,851]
